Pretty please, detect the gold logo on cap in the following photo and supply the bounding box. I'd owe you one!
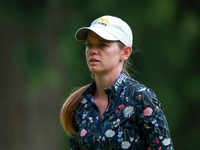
[100,17,109,24]
[92,17,109,26]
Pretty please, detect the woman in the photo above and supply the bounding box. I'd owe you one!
[60,15,174,150]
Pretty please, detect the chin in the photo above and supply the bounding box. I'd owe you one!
[89,67,102,74]
[90,69,99,74]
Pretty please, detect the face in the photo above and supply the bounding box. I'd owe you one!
[85,31,124,75]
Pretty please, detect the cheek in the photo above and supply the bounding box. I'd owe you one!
[102,53,120,66]
[106,50,121,61]
[85,50,89,60]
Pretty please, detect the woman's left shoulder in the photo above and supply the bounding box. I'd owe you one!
[125,78,148,92]
[126,79,159,102]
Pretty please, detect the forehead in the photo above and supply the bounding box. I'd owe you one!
[86,31,110,42]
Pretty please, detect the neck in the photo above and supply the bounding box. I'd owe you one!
[94,68,122,99]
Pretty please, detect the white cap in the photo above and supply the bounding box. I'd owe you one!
[75,15,133,46]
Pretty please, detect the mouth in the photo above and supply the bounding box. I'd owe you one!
[89,58,100,64]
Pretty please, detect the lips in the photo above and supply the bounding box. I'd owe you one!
[89,58,100,64]
[89,58,99,62]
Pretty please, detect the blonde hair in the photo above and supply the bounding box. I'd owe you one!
[60,84,90,138]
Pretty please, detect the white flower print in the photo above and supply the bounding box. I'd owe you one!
[121,141,131,149]
[159,136,163,140]
[130,137,134,142]
[105,129,115,138]
[80,98,87,104]
[113,119,120,127]
[123,106,134,117]
[162,138,171,146]
[138,87,146,92]
[89,117,93,123]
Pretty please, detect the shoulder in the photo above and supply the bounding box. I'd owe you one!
[126,78,155,96]
[75,98,88,112]
[73,98,88,127]
[124,78,148,96]
[125,78,163,108]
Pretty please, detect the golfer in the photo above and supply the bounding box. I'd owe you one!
[60,15,174,150]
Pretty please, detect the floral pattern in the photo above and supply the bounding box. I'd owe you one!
[143,107,153,116]
[121,141,131,149]
[80,129,87,137]
[123,106,134,117]
[105,129,115,138]
[70,71,174,150]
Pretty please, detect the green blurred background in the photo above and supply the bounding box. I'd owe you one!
[0,0,199,150]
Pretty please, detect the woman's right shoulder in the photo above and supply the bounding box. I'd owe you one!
[75,98,88,112]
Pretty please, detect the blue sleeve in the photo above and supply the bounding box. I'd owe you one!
[135,84,174,150]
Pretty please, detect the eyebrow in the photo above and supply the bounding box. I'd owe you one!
[86,39,112,43]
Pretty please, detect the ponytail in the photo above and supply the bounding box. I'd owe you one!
[60,84,91,138]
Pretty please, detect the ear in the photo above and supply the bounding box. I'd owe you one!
[120,46,132,61]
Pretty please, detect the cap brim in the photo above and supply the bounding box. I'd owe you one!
[75,27,118,41]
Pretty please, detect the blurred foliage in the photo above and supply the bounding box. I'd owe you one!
[0,0,199,150]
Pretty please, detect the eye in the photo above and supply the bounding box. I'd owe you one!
[86,43,92,48]
[100,43,107,47]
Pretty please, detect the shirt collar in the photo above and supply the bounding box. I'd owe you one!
[82,70,130,100]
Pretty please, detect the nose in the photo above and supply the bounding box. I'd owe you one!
[87,46,98,55]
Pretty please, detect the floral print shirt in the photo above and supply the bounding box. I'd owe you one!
[71,71,174,150]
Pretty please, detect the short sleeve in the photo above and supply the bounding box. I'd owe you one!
[135,84,174,150]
